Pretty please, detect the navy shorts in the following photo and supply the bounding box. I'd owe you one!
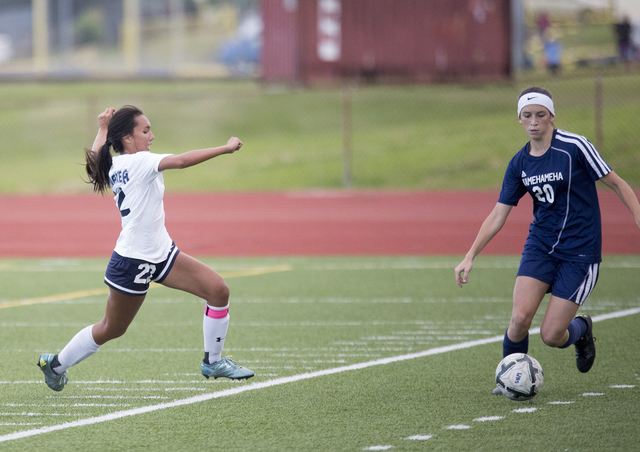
[517,246,600,306]
[104,243,180,295]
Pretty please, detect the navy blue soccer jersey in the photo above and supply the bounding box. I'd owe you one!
[498,129,611,263]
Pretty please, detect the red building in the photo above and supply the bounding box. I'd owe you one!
[261,0,512,84]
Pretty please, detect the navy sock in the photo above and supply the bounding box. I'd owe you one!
[559,317,589,349]
[502,329,529,358]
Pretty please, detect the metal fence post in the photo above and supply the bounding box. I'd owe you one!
[342,85,353,188]
[594,73,603,152]
[32,0,49,73]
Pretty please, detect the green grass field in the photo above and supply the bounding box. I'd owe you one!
[1,256,639,451]
[0,73,639,194]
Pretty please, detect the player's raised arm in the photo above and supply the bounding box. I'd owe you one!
[454,202,512,288]
[90,108,116,154]
[158,137,242,171]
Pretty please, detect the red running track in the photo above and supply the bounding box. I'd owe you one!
[0,191,637,257]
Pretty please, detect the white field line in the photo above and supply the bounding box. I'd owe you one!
[1,307,639,443]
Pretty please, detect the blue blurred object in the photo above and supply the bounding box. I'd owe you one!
[218,37,260,64]
[217,13,262,75]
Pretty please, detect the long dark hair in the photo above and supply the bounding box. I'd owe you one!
[84,105,143,193]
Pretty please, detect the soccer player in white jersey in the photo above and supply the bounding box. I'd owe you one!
[38,106,254,391]
[454,87,640,394]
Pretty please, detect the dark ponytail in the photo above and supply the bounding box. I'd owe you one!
[84,105,144,194]
[84,143,113,193]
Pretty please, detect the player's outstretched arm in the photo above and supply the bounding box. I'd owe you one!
[90,108,116,154]
[455,202,512,288]
[158,137,242,171]
[599,171,640,229]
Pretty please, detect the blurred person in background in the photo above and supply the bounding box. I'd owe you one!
[614,15,636,62]
[631,19,640,61]
[455,86,640,395]
[536,12,550,37]
[543,26,562,77]
[37,106,254,391]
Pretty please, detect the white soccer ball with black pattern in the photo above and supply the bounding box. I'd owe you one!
[495,353,544,401]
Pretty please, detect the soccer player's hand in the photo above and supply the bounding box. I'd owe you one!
[227,137,243,153]
[454,258,473,288]
[98,108,116,130]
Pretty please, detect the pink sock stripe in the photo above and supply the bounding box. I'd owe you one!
[205,305,229,319]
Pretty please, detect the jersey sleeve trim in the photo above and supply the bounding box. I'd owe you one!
[554,129,611,179]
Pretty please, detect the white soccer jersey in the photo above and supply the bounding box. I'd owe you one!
[109,151,174,262]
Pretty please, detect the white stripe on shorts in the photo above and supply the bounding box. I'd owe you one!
[572,263,599,306]
[104,276,148,295]
[153,245,180,282]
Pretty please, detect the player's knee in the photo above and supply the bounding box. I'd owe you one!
[218,281,230,302]
[109,325,129,340]
[540,328,564,347]
[94,321,128,343]
[204,279,230,306]
[509,311,533,333]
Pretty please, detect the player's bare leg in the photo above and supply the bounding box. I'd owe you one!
[542,296,595,372]
[38,290,144,391]
[494,276,548,395]
[539,296,580,347]
[92,290,146,345]
[508,276,549,342]
[161,252,254,380]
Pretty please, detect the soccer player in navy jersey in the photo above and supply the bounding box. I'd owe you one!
[454,86,640,394]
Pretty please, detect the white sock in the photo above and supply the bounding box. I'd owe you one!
[54,325,101,373]
[203,303,230,364]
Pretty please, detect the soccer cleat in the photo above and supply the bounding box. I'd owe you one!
[201,357,254,381]
[492,386,504,396]
[574,313,596,373]
[37,353,68,392]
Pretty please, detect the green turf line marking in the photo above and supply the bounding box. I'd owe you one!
[0,264,292,310]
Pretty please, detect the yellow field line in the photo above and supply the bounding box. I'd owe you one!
[0,288,109,309]
[0,264,291,310]
[218,264,292,279]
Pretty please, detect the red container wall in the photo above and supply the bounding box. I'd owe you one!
[296,0,341,80]
[262,0,511,84]
[261,0,299,81]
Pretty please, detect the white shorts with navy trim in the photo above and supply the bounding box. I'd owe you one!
[104,243,180,295]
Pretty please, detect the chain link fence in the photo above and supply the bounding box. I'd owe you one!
[0,0,637,193]
[0,71,637,194]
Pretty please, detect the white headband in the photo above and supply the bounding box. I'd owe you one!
[517,93,555,117]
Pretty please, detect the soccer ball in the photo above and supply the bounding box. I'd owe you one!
[495,353,544,401]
